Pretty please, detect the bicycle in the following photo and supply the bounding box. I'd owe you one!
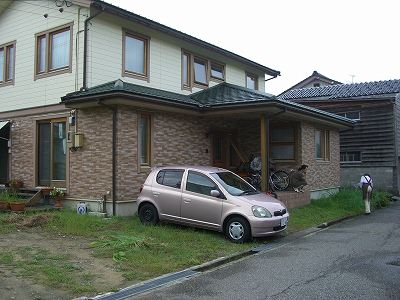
[245,168,290,192]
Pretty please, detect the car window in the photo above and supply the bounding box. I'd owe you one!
[156,169,184,189]
[186,171,218,196]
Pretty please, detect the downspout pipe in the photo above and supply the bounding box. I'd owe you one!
[82,8,103,90]
[97,100,117,216]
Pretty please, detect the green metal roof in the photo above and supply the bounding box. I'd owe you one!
[61,80,354,126]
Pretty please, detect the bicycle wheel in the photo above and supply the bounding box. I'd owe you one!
[270,170,289,191]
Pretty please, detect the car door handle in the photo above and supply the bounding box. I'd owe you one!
[183,198,191,203]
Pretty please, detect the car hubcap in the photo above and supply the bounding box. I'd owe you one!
[229,222,244,240]
[144,209,153,221]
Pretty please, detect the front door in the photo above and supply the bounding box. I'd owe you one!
[37,119,67,187]
[212,134,228,168]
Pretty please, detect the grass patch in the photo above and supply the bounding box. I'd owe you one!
[288,188,391,233]
[0,188,393,297]
[0,247,97,295]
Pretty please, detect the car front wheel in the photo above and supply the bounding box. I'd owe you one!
[225,216,251,243]
[139,203,159,225]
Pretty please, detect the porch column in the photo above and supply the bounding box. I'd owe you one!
[260,113,270,192]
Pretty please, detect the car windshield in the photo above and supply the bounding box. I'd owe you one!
[211,172,259,196]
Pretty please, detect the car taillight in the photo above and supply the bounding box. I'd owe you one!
[139,185,143,194]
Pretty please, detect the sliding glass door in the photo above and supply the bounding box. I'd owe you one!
[37,119,66,187]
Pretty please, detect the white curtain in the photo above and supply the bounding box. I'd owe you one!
[51,30,70,69]
[125,36,145,74]
[7,46,14,80]
[39,37,46,72]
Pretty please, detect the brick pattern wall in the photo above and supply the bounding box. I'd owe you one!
[69,107,113,199]
[9,117,35,187]
[300,122,340,191]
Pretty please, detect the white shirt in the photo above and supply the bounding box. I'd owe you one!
[360,175,373,188]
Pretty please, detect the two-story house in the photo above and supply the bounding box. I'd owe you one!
[0,0,353,215]
[280,79,400,193]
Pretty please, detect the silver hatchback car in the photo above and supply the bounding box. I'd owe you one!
[137,166,289,243]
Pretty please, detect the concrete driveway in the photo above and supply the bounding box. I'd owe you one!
[133,201,400,300]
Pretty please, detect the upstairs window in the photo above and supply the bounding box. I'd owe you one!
[315,129,330,160]
[35,24,72,80]
[210,62,225,81]
[193,57,208,86]
[182,51,191,89]
[181,50,225,90]
[337,111,361,121]
[0,41,16,86]
[123,31,149,81]
[246,72,258,90]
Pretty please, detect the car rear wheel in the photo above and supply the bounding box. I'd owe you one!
[139,203,159,225]
[225,216,251,243]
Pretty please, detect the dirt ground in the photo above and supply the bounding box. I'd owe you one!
[0,227,124,300]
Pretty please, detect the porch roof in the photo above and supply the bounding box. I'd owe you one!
[61,80,355,127]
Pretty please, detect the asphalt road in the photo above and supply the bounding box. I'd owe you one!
[134,201,400,300]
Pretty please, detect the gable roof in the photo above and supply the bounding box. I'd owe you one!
[279,79,400,101]
[61,80,354,127]
[91,0,280,77]
[280,71,342,95]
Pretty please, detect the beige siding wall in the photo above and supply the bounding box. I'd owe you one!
[0,0,88,112]
[87,13,266,94]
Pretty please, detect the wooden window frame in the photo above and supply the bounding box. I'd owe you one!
[270,125,297,162]
[36,118,68,188]
[181,50,191,91]
[122,30,150,82]
[193,56,209,88]
[209,61,225,82]
[0,40,16,87]
[138,113,153,171]
[34,23,73,80]
[181,49,225,90]
[246,72,258,90]
[315,129,330,161]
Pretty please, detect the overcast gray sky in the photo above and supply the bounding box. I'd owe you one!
[106,0,400,95]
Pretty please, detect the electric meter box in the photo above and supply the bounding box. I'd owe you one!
[74,133,84,148]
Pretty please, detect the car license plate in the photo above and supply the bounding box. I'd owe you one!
[280,217,288,227]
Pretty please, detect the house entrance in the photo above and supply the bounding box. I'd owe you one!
[212,132,243,170]
[37,119,67,187]
[0,121,10,184]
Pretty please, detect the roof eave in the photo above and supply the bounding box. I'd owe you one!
[91,0,280,77]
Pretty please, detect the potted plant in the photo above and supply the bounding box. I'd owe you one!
[0,190,25,211]
[50,187,65,208]
[9,179,24,190]
[0,191,10,211]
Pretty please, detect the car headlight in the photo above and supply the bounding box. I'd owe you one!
[252,206,272,218]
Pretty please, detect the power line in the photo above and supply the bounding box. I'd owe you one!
[20,0,88,17]
[0,5,76,21]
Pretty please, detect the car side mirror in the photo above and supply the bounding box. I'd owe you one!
[210,190,220,198]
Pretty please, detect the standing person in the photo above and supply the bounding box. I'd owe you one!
[360,174,373,214]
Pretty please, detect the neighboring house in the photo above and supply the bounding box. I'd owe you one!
[281,71,342,95]
[280,79,400,193]
[0,0,353,216]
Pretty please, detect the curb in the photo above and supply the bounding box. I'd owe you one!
[317,215,356,228]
